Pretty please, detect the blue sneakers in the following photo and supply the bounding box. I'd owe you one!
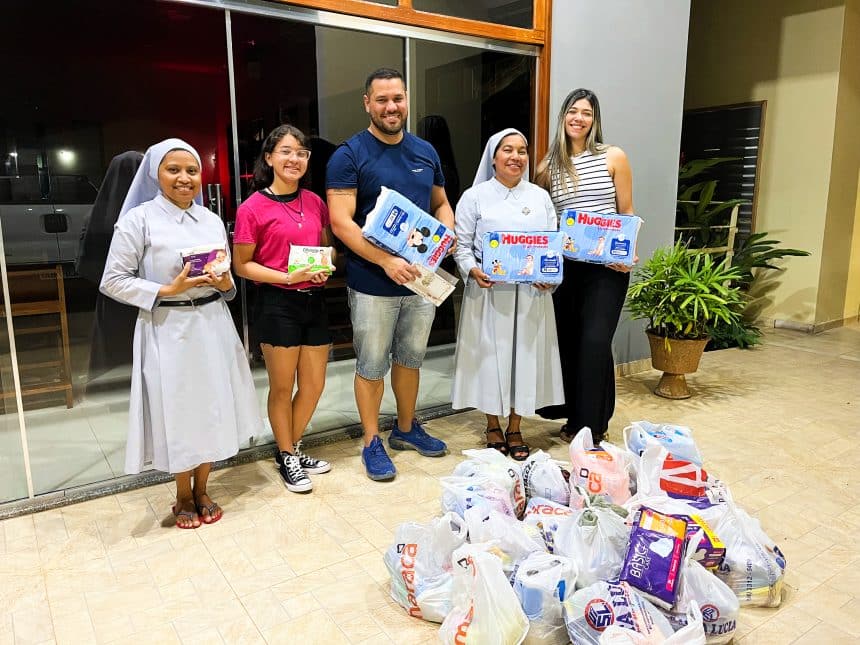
[362,435,396,481]
[389,419,448,457]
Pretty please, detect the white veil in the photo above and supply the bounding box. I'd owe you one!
[471,128,529,187]
[118,138,203,218]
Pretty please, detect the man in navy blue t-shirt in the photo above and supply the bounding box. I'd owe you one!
[327,68,455,481]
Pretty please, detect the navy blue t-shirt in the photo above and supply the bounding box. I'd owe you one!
[326,129,445,296]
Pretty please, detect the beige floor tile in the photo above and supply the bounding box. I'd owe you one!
[791,619,857,644]
[261,609,349,644]
[240,589,290,633]
[12,601,54,644]
[738,604,819,643]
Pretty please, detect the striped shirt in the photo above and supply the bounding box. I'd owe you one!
[550,149,617,215]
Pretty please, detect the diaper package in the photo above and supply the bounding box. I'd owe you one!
[672,513,726,571]
[619,508,687,609]
[287,245,333,274]
[559,210,642,266]
[481,231,565,284]
[363,186,455,270]
[180,244,229,277]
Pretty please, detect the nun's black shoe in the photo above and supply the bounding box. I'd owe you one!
[486,427,508,455]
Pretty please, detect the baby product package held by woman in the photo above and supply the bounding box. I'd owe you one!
[362,186,455,270]
[559,210,642,267]
[481,231,565,284]
[439,544,530,645]
[383,512,468,622]
[179,244,230,277]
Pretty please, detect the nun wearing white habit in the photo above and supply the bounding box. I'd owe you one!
[101,138,262,528]
[451,128,564,460]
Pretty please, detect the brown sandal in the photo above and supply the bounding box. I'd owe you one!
[486,427,508,455]
[505,430,530,461]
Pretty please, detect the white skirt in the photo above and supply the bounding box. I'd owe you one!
[451,280,564,417]
[125,299,263,474]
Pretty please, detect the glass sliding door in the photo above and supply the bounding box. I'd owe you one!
[0,0,232,495]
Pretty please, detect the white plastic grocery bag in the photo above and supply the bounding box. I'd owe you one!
[439,543,530,645]
[713,501,786,607]
[463,506,545,575]
[636,445,717,501]
[513,551,578,645]
[521,449,571,505]
[383,512,468,622]
[666,531,739,644]
[440,474,516,518]
[562,580,675,645]
[554,495,630,588]
[599,601,706,645]
[569,427,634,504]
[523,496,577,554]
[623,421,703,466]
[453,448,527,517]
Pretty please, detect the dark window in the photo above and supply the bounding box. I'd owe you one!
[413,0,533,28]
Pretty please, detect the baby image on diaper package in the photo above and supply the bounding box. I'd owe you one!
[362,186,455,271]
[180,244,230,277]
[481,231,564,284]
[288,245,333,274]
[559,210,643,266]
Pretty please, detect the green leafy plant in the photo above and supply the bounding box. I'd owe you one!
[676,157,747,249]
[729,232,811,290]
[627,241,746,341]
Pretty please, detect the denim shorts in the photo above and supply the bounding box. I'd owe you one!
[348,288,436,380]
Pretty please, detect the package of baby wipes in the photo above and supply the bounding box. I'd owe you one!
[362,186,455,270]
[180,244,229,277]
[481,231,565,284]
[559,210,642,266]
[287,245,333,274]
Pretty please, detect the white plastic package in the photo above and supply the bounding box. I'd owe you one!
[463,506,544,575]
[521,449,571,505]
[439,543,530,645]
[599,601,706,645]
[383,512,468,622]
[453,448,527,518]
[513,551,578,645]
[623,421,703,466]
[440,475,516,519]
[569,427,634,504]
[523,497,577,554]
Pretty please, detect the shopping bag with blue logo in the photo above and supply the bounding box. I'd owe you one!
[439,543,530,645]
[463,506,544,575]
[569,427,635,504]
[480,231,565,284]
[453,447,526,518]
[512,551,578,645]
[362,186,455,270]
[623,420,703,466]
[664,530,739,644]
[383,512,468,622]
[562,580,675,645]
[599,601,706,645]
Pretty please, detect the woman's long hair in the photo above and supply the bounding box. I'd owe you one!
[251,124,309,192]
[534,88,608,193]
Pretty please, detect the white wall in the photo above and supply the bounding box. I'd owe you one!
[550,0,692,364]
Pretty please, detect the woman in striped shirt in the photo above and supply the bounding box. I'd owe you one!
[534,88,635,443]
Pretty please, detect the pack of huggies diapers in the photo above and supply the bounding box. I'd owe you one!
[363,186,455,271]
[481,231,565,284]
[559,210,642,266]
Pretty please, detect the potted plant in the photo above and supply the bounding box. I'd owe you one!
[627,241,745,398]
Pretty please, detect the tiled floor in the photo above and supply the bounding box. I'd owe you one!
[0,324,858,644]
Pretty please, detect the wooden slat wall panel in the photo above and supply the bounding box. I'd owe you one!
[680,102,765,238]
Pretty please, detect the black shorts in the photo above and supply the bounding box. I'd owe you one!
[254,285,331,349]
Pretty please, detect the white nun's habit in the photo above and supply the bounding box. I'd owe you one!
[100,138,262,474]
[451,128,564,417]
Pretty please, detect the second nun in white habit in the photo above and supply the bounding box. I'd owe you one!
[451,128,564,461]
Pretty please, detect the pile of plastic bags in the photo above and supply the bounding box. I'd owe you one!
[383,422,787,644]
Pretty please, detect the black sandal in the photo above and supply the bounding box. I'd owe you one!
[505,430,530,461]
[486,427,508,455]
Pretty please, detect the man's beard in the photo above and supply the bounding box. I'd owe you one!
[371,111,405,136]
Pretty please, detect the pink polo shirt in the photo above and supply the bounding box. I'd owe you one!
[233,189,330,290]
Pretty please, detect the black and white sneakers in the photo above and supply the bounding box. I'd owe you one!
[275,441,331,493]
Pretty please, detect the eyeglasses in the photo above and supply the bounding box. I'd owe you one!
[273,148,311,160]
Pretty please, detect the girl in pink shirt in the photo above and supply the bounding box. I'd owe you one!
[233,125,334,493]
